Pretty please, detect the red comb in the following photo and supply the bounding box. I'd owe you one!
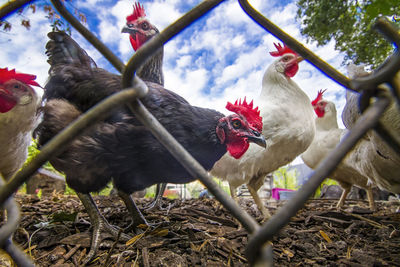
[126,2,146,22]
[0,68,40,87]
[226,97,263,131]
[311,89,327,106]
[269,43,297,57]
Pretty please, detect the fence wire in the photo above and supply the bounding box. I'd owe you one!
[0,0,399,266]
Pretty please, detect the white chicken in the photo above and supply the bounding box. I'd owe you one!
[0,68,41,181]
[342,64,400,194]
[301,90,375,209]
[211,43,315,219]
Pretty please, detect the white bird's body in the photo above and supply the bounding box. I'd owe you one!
[302,94,374,209]
[343,93,400,193]
[342,65,400,194]
[211,44,315,218]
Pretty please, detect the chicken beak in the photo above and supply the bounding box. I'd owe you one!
[246,130,267,148]
[297,56,304,63]
[121,26,137,35]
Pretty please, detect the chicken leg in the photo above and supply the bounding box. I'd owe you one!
[366,187,375,211]
[336,183,375,211]
[248,175,271,220]
[117,190,148,230]
[229,184,238,202]
[144,183,167,210]
[336,187,350,209]
[76,192,130,265]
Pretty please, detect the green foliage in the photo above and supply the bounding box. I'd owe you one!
[92,183,113,196]
[296,0,400,68]
[213,178,231,196]
[145,185,156,198]
[64,184,77,195]
[17,183,27,194]
[25,139,60,173]
[64,183,113,196]
[187,181,204,199]
[273,166,299,190]
[314,178,338,198]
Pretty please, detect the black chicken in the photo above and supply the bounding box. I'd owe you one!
[34,29,266,263]
[121,2,166,209]
[121,2,163,86]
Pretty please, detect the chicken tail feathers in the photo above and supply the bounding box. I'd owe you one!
[46,31,97,74]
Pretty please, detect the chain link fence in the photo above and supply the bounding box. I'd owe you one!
[1,0,399,266]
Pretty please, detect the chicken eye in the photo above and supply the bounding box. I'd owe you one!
[142,22,149,30]
[127,23,133,28]
[13,84,20,89]
[232,119,242,129]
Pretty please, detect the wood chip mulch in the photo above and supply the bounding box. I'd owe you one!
[3,193,400,266]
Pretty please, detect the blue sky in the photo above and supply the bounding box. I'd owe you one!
[0,0,349,165]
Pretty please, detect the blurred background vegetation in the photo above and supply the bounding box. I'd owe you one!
[23,141,336,199]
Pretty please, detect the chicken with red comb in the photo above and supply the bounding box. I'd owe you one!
[122,1,167,210]
[0,68,41,181]
[311,89,327,118]
[226,97,263,132]
[122,2,163,85]
[211,42,314,220]
[269,43,300,78]
[301,90,375,210]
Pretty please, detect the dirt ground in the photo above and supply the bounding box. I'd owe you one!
[4,193,400,266]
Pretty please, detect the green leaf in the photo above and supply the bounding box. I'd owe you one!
[296,0,400,67]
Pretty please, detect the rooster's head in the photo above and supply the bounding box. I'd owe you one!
[269,43,303,78]
[216,98,266,159]
[311,89,328,118]
[122,2,159,51]
[0,68,40,113]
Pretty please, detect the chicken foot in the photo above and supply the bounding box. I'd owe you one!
[76,192,130,265]
[117,190,148,232]
[144,183,167,211]
[336,185,375,211]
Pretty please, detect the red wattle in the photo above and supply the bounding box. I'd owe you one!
[314,107,325,118]
[129,35,138,51]
[0,96,17,113]
[227,139,249,159]
[285,63,299,78]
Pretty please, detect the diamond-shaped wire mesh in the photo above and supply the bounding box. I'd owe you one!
[0,0,399,266]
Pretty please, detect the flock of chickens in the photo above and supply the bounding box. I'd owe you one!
[1,2,399,264]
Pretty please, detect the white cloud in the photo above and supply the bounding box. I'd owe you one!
[145,2,183,30]
[0,8,53,86]
[216,45,268,85]
[176,55,192,68]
